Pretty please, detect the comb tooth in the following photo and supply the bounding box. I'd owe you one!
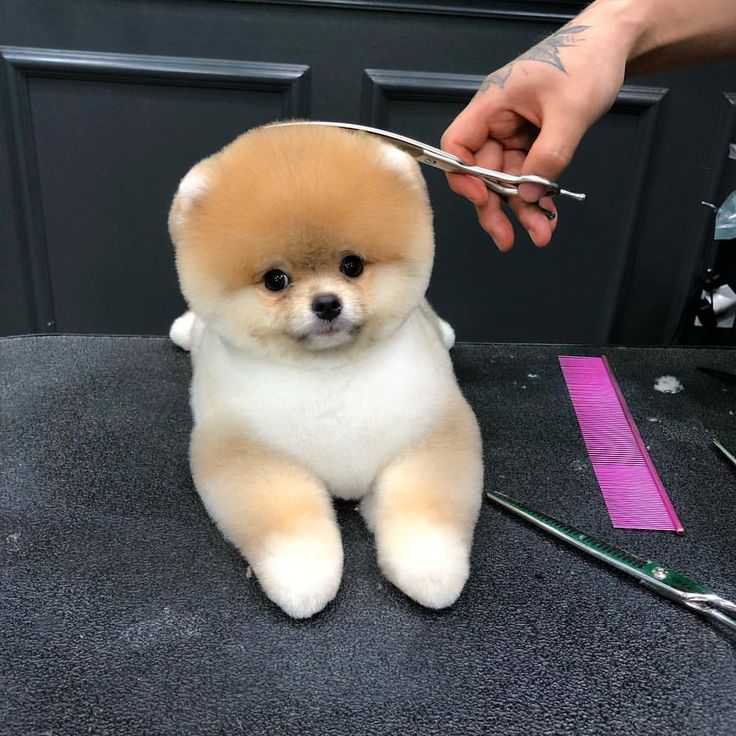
[559,356,683,533]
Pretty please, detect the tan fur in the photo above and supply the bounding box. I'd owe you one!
[191,419,336,550]
[361,397,483,608]
[191,417,344,618]
[170,124,429,282]
[170,124,434,358]
[369,397,483,534]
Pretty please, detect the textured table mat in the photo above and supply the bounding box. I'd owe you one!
[2,335,735,735]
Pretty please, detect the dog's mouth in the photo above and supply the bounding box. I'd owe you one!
[293,318,363,346]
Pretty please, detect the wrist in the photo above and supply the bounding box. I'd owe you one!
[575,0,652,64]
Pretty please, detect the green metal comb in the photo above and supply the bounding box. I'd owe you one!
[487,491,736,633]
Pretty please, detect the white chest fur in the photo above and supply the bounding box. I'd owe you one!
[190,311,456,499]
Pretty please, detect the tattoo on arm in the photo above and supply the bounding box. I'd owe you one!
[477,23,590,92]
[518,24,589,72]
[477,64,513,94]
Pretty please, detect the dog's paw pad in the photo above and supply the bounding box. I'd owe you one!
[255,535,343,619]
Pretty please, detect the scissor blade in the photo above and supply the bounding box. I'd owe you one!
[269,120,586,201]
[273,120,464,170]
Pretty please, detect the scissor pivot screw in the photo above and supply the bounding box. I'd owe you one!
[651,566,668,580]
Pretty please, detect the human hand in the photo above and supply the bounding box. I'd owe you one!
[441,18,630,250]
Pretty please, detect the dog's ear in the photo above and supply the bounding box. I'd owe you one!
[169,162,210,239]
[177,163,210,205]
[380,142,422,182]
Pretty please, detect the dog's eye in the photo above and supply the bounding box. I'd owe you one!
[340,255,364,278]
[264,269,290,291]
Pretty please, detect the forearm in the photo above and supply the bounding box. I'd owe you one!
[577,0,736,76]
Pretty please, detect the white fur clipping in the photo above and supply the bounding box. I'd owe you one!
[654,375,684,394]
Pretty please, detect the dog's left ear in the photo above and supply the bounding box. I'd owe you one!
[168,162,211,239]
[177,163,210,204]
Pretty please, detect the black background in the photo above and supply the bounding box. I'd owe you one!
[1,0,735,345]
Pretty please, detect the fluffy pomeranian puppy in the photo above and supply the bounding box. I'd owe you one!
[168,122,483,618]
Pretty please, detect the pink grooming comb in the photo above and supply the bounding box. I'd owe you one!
[559,355,684,533]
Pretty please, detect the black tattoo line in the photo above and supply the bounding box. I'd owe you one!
[477,24,589,93]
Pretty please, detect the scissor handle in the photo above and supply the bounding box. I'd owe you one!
[414,145,586,202]
[481,179,518,198]
[641,576,736,632]
[683,599,736,633]
[455,162,586,202]
[686,592,736,615]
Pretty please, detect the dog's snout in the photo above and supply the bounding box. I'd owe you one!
[312,293,342,321]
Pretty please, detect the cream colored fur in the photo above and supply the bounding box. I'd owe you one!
[169,122,483,618]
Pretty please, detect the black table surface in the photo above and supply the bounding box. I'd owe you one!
[2,335,735,735]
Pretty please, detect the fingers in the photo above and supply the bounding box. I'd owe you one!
[518,111,588,203]
[503,149,558,247]
[441,91,566,249]
[513,196,558,247]
[475,197,515,252]
[443,122,515,248]
[468,147,558,250]
[445,172,489,208]
[441,100,498,162]
[442,106,494,208]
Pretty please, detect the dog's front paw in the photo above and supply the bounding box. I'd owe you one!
[254,532,343,619]
[377,524,470,609]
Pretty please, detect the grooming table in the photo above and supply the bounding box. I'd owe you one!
[2,335,735,735]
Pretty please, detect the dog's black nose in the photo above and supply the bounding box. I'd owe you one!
[312,293,342,321]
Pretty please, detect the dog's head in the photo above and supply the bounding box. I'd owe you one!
[169,123,434,358]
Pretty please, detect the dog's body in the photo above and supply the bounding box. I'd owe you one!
[174,302,456,501]
[169,123,483,618]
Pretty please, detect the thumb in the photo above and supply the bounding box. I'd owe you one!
[518,113,587,203]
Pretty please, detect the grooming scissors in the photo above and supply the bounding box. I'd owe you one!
[270,121,586,204]
[487,491,736,633]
